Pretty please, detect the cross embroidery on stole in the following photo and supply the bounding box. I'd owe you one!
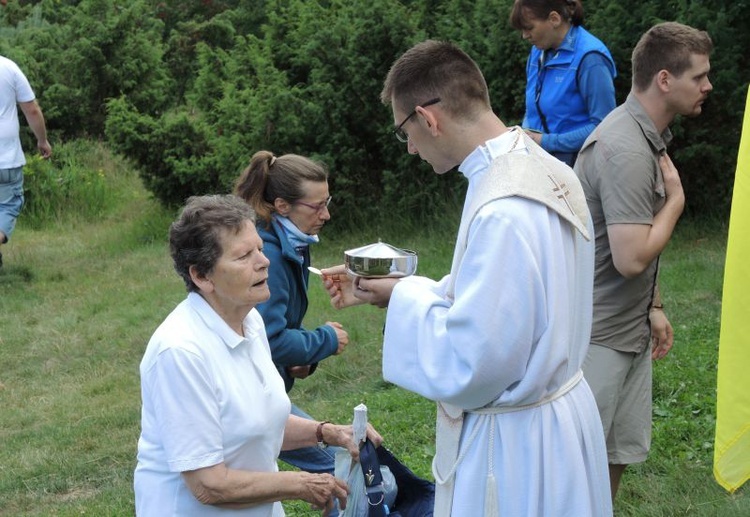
[548,175,575,216]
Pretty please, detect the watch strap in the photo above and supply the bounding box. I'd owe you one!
[316,421,330,448]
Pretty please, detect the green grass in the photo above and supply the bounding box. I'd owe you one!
[611,221,748,517]
[0,146,746,515]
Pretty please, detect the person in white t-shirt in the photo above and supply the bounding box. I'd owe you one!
[0,55,51,268]
[134,195,381,517]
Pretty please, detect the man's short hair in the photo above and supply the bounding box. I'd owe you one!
[632,22,713,92]
[380,40,491,121]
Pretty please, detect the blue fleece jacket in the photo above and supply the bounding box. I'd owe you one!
[256,218,338,392]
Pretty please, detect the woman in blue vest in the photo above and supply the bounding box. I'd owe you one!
[510,0,616,167]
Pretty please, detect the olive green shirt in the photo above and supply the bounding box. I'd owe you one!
[575,93,671,353]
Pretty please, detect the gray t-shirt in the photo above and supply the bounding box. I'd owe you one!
[575,93,670,353]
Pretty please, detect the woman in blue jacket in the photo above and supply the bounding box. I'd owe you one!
[234,150,348,481]
[511,0,616,167]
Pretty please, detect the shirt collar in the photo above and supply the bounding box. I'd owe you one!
[459,127,525,180]
[187,291,250,350]
[559,25,577,53]
[543,26,576,62]
[624,93,673,153]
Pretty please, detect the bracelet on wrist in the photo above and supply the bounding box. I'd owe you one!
[651,304,664,310]
[316,421,330,449]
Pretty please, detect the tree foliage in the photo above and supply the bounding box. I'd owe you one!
[1,0,172,139]
[2,0,748,221]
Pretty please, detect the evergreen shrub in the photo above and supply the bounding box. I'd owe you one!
[2,0,747,223]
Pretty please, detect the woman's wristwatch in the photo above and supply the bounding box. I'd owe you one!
[316,421,330,449]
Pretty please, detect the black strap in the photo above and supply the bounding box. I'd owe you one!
[535,51,551,134]
[359,439,387,517]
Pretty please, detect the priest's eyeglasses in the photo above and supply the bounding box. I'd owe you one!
[393,98,441,143]
[294,196,332,213]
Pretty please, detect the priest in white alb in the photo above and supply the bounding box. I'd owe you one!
[322,40,612,517]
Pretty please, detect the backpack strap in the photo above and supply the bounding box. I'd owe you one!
[360,439,388,516]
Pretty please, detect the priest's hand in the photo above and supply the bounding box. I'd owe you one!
[524,128,543,145]
[352,276,399,308]
[320,265,366,309]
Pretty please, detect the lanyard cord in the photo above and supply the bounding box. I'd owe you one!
[535,51,551,134]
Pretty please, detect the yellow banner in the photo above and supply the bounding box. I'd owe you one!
[714,85,750,493]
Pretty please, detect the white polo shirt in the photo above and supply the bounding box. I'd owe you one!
[135,292,290,516]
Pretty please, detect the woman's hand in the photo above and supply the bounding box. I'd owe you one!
[326,321,349,354]
[298,472,349,514]
[322,423,384,460]
[182,464,348,510]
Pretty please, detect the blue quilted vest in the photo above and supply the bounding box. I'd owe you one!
[524,25,615,135]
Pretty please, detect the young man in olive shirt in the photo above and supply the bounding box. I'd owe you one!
[575,22,713,500]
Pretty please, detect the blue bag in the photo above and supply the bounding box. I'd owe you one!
[375,446,434,516]
[359,439,435,517]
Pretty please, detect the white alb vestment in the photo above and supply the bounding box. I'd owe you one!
[382,129,612,516]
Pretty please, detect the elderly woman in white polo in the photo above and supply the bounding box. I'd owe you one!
[134,195,381,516]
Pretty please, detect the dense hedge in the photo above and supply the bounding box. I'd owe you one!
[1,0,747,224]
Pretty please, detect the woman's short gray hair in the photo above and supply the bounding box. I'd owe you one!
[169,195,256,292]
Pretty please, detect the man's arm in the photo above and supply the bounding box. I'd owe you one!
[608,153,684,278]
[19,99,52,159]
